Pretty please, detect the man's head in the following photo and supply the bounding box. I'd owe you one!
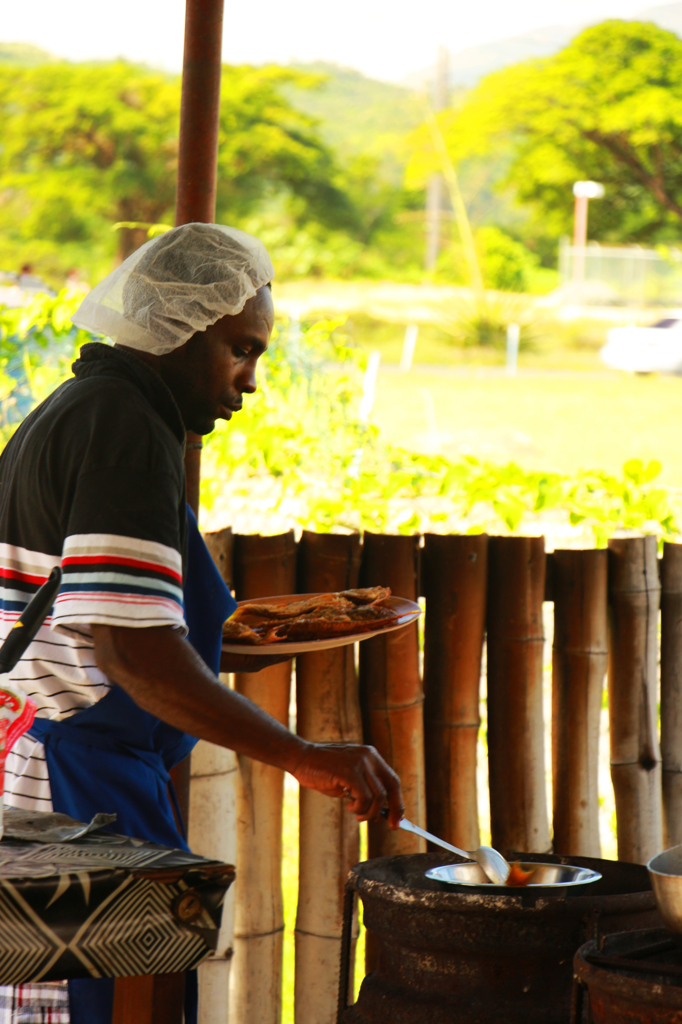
[71,222,276,434]
[123,284,274,434]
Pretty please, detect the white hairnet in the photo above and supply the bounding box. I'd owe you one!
[71,223,274,355]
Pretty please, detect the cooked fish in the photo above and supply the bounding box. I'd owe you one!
[229,587,391,625]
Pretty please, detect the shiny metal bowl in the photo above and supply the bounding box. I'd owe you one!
[647,845,682,936]
[425,861,602,897]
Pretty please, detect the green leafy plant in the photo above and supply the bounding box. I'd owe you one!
[200,315,681,544]
[438,290,542,348]
[0,291,87,440]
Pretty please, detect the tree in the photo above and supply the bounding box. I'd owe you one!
[0,61,354,262]
[428,21,682,246]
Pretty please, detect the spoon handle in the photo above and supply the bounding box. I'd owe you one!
[398,817,471,860]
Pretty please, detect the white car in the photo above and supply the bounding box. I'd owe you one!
[601,318,682,373]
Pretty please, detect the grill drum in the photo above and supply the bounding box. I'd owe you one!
[338,852,661,1024]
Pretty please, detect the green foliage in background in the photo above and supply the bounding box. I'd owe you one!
[201,316,681,543]
[0,297,677,546]
[0,291,86,439]
[431,20,682,247]
[477,226,541,292]
[0,61,355,275]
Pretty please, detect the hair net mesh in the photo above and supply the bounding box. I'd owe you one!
[71,223,274,355]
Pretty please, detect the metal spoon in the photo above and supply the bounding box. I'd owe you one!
[395,816,511,885]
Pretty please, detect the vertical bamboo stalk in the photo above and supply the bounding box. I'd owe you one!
[191,526,236,1024]
[203,526,234,590]
[551,549,608,858]
[230,532,296,1024]
[662,542,682,848]
[608,536,662,864]
[190,743,238,1023]
[487,536,549,854]
[359,532,426,861]
[294,531,362,1024]
[422,533,488,851]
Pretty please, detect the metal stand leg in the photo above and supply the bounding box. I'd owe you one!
[337,886,355,1024]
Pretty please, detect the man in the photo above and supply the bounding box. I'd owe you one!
[0,223,403,1023]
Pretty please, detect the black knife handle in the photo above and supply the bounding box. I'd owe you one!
[0,566,63,675]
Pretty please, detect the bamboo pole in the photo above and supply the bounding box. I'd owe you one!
[190,742,238,1024]
[662,542,682,848]
[203,526,234,590]
[486,536,549,855]
[422,533,487,851]
[551,549,608,858]
[359,532,426,861]
[230,532,296,1024]
[608,536,662,864]
[294,532,362,1024]
[189,527,236,1024]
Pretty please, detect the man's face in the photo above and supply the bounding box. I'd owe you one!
[156,285,274,435]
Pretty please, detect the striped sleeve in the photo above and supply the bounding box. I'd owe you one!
[52,534,187,634]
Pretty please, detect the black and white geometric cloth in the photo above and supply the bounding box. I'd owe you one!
[0,821,234,986]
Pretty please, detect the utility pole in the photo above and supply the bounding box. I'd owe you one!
[425,46,449,272]
[572,180,604,289]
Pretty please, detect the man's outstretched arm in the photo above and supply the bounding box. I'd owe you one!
[91,623,404,827]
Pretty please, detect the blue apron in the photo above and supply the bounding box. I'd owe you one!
[27,505,236,1024]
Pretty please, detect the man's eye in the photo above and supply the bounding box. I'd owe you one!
[234,347,250,358]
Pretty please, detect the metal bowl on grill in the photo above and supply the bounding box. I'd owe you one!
[426,861,602,897]
[647,845,682,936]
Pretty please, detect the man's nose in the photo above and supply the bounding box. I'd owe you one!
[239,366,257,393]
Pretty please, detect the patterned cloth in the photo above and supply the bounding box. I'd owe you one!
[0,982,69,1023]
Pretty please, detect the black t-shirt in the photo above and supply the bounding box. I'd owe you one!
[0,343,189,807]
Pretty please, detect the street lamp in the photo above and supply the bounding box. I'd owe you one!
[572,180,604,289]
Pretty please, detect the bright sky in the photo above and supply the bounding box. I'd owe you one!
[3,0,661,81]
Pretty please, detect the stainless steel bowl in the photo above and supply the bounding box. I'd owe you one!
[647,845,682,935]
[425,861,602,897]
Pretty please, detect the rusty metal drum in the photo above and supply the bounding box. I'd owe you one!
[338,853,661,1024]
[573,928,682,1023]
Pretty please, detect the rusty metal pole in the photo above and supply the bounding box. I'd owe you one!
[486,536,549,855]
[551,549,608,858]
[175,0,224,516]
[608,536,662,864]
[661,542,682,847]
[422,533,488,852]
[170,0,225,838]
[230,532,296,1024]
[295,532,362,1024]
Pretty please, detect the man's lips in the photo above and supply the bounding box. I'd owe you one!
[219,403,242,418]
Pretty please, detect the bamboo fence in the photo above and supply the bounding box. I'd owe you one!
[230,532,296,1024]
[193,528,681,1024]
[661,542,682,847]
[550,549,607,857]
[295,532,362,1024]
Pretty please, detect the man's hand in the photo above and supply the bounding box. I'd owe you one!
[220,651,293,674]
[92,624,403,826]
[292,742,404,828]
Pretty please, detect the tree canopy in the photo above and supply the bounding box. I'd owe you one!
[416,20,682,246]
[0,61,354,262]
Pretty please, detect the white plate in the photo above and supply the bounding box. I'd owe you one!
[221,593,421,655]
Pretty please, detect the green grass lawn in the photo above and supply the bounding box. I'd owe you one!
[371,367,682,487]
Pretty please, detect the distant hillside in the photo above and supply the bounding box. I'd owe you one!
[407,1,682,89]
[285,62,423,167]
[0,42,54,65]
[405,26,573,90]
